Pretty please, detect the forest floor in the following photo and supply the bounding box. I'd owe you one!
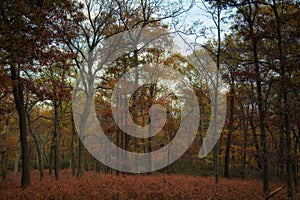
[0,170,298,200]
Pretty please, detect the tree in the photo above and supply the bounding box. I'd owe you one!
[221,35,238,178]
[69,0,193,177]
[0,72,14,179]
[247,1,299,196]
[196,0,224,184]
[226,0,271,194]
[218,1,300,196]
[268,1,294,197]
[0,0,79,187]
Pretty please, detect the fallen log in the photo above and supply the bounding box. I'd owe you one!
[266,186,285,200]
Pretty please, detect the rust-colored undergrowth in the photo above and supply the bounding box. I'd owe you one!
[0,170,297,200]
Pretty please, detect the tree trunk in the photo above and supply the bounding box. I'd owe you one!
[279,127,285,177]
[293,132,298,187]
[30,126,44,181]
[133,49,140,170]
[26,109,44,181]
[77,136,84,178]
[14,141,21,176]
[212,0,221,184]
[271,1,292,197]
[147,83,155,174]
[1,118,8,179]
[10,65,30,188]
[116,92,120,175]
[121,60,129,174]
[249,101,262,169]
[241,114,248,178]
[53,101,60,180]
[224,76,235,177]
[48,138,54,175]
[239,103,248,178]
[71,114,76,176]
[251,25,269,195]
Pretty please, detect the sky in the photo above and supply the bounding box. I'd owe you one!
[161,1,233,56]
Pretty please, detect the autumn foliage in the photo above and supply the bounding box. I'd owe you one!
[1,170,297,200]
[0,0,300,199]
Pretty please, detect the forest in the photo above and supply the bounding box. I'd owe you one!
[0,0,299,199]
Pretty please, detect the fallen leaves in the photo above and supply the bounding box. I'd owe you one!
[0,170,296,200]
